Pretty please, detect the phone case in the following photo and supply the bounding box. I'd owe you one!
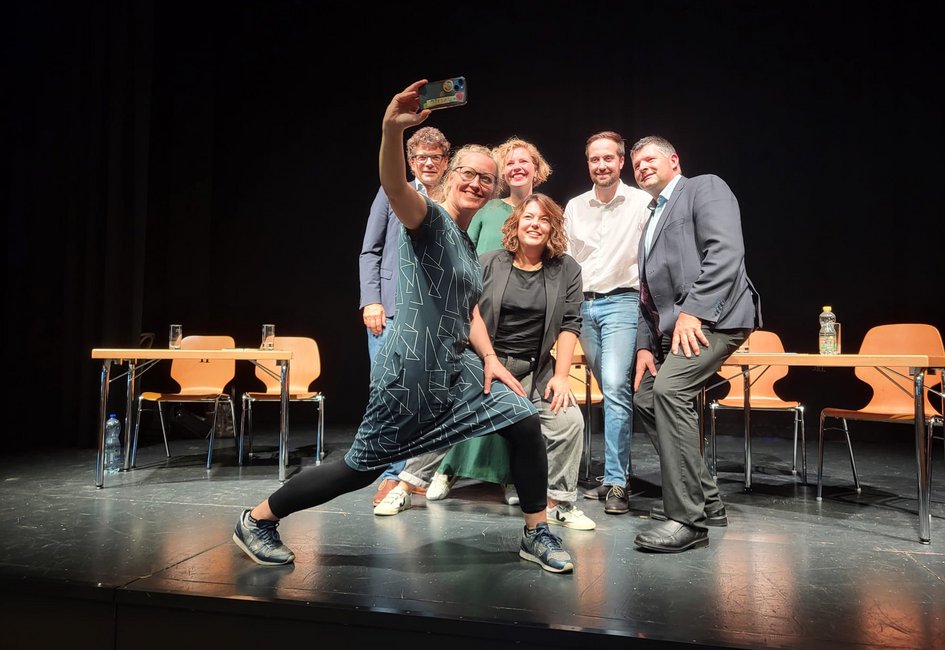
[418,77,467,111]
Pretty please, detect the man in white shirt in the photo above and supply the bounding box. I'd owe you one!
[563,131,651,514]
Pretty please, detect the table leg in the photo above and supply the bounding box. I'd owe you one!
[915,370,931,544]
[95,359,112,488]
[278,359,290,483]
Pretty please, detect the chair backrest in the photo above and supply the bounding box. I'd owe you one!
[718,330,790,403]
[170,335,236,394]
[568,363,603,404]
[854,324,943,416]
[255,336,320,395]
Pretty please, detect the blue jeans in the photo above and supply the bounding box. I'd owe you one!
[579,291,639,488]
[367,320,404,481]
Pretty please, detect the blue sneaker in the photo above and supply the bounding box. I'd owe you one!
[233,509,295,565]
[519,522,574,573]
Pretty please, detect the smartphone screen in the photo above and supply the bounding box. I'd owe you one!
[418,77,467,111]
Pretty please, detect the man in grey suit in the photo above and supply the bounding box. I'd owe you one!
[358,126,450,506]
[630,135,761,553]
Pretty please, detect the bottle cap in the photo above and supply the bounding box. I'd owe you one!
[109,413,117,418]
[822,306,831,311]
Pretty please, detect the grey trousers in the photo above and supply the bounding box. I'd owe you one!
[634,328,749,529]
[400,358,585,503]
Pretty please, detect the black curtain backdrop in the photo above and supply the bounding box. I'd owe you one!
[4,0,942,451]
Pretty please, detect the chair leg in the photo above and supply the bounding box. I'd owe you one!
[798,405,807,485]
[709,403,718,480]
[206,399,220,470]
[238,395,247,466]
[840,418,861,493]
[317,395,325,464]
[246,401,255,458]
[227,398,237,466]
[156,403,170,457]
[792,409,799,475]
[132,397,144,467]
[817,412,826,500]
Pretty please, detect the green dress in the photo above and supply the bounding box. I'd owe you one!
[466,199,513,255]
[438,198,517,484]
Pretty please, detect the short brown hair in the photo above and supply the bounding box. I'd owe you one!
[501,193,568,261]
[585,131,625,158]
[406,126,450,159]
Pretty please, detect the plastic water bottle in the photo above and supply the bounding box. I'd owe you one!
[104,413,122,474]
[818,306,838,355]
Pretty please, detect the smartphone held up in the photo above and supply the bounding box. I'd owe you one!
[418,77,467,111]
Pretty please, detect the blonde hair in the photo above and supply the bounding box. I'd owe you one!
[501,193,569,261]
[492,137,552,195]
[435,144,498,200]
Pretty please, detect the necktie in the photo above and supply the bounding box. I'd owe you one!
[639,199,661,337]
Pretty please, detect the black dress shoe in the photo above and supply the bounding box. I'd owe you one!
[649,501,728,527]
[583,483,611,500]
[634,520,709,553]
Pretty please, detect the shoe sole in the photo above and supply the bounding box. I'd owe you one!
[604,505,630,514]
[650,511,728,527]
[547,517,597,531]
[518,549,574,573]
[232,532,294,566]
[373,503,411,516]
[634,536,709,553]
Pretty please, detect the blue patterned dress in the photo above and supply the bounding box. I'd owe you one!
[345,199,537,470]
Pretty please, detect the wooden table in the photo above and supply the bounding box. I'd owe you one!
[91,348,293,486]
[720,352,945,544]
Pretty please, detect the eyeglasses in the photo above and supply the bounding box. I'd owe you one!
[411,154,446,164]
[453,166,497,187]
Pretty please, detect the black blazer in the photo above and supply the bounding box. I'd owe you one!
[477,249,583,398]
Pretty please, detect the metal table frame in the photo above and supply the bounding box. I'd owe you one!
[719,352,944,544]
[91,348,293,486]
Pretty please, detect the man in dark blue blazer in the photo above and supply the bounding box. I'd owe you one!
[630,136,761,552]
[358,126,450,505]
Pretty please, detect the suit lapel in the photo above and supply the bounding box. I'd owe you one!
[647,175,687,257]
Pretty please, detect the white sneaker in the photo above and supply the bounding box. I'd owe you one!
[373,485,412,516]
[547,502,597,530]
[503,484,520,506]
[426,472,456,501]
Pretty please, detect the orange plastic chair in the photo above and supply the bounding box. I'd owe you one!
[709,330,806,484]
[132,334,237,469]
[239,336,325,468]
[817,323,944,499]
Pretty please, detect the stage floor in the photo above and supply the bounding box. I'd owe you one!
[1,422,943,649]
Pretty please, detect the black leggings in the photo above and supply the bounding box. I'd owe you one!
[268,413,547,517]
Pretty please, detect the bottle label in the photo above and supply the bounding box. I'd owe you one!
[819,332,837,355]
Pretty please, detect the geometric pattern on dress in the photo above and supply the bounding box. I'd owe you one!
[346,201,537,470]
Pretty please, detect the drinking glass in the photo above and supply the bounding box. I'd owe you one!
[169,324,182,350]
[261,323,275,350]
